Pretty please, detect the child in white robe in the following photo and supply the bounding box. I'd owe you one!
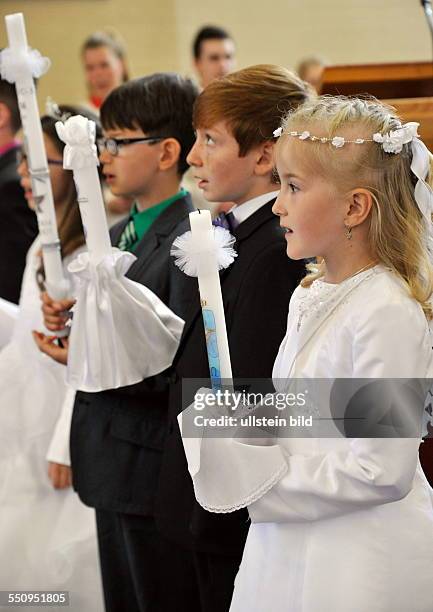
[181,96,433,612]
[0,106,103,610]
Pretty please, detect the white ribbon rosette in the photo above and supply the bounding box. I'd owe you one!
[56,115,185,392]
[0,46,50,83]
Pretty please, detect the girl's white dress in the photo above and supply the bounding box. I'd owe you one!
[183,265,433,612]
[0,238,103,611]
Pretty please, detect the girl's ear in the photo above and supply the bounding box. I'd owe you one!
[159,138,181,172]
[344,188,374,228]
[254,141,275,177]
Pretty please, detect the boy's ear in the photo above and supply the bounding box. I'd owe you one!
[254,141,275,177]
[0,103,12,130]
[344,188,374,227]
[158,138,181,172]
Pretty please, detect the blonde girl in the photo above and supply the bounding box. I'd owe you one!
[182,96,433,612]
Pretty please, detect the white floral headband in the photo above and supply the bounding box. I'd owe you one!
[274,120,433,262]
[273,121,420,155]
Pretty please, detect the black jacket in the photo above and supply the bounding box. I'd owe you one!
[70,193,199,514]
[155,200,305,555]
[0,147,38,303]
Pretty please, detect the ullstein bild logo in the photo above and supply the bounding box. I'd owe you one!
[193,412,312,428]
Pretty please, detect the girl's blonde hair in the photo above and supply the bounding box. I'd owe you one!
[279,95,433,318]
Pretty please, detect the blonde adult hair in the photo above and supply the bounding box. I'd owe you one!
[278,95,433,318]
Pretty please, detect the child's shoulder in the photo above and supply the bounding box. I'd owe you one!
[291,265,426,323]
[355,266,421,311]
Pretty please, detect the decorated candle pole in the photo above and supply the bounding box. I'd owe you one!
[55,114,185,393]
[55,115,111,263]
[171,210,236,390]
[1,13,69,302]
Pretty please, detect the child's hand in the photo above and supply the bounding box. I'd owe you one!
[48,462,72,489]
[32,331,69,365]
[41,292,75,333]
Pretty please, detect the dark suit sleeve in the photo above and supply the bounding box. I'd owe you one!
[0,179,38,303]
[228,242,304,379]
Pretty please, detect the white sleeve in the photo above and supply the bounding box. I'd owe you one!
[186,298,430,520]
[0,298,18,348]
[46,386,76,466]
[248,299,429,523]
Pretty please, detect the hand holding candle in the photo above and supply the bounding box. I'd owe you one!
[1,13,69,302]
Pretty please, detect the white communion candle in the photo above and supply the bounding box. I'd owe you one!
[189,209,233,388]
[73,165,111,264]
[55,115,111,265]
[3,13,68,300]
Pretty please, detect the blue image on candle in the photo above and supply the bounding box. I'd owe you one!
[202,308,222,390]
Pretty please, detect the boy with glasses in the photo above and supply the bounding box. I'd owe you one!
[40,73,200,612]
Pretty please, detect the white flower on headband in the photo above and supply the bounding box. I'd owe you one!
[273,127,283,138]
[299,131,310,140]
[331,136,345,148]
[373,122,420,154]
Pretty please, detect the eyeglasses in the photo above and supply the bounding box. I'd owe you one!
[17,151,64,167]
[96,136,164,156]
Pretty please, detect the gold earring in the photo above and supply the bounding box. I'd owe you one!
[345,225,352,240]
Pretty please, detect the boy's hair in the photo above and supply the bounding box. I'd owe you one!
[100,73,198,176]
[278,95,433,317]
[0,78,20,134]
[193,64,312,157]
[192,25,232,60]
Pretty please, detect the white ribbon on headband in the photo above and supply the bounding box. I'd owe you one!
[410,136,433,257]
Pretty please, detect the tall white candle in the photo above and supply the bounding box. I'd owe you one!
[73,165,111,264]
[189,209,233,388]
[55,115,111,265]
[3,13,68,300]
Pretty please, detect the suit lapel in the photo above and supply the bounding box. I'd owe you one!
[120,194,194,279]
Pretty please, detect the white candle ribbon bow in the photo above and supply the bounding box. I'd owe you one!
[66,249,185,392]
[0,47,50,83]
[55,115,98,170]
[171,226,237,277]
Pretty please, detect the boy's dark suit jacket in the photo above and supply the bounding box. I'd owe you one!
[70,193,199,514]
[0,147,38,303]
[155,199,305,556]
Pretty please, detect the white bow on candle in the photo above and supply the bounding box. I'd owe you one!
[56,114,185,391]
[56,116,98,170]
[0,47,50,82]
